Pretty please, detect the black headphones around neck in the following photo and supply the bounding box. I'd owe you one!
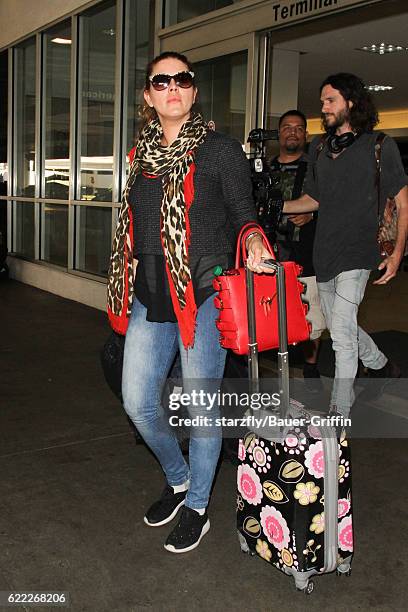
[327,131,357,154]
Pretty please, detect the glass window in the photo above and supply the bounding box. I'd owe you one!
[164,0,233,27]
[0,51,7,175]
[125,0,154,170]
[74,205,111,276]
[79,1,116,202]
[14,38,36,197]
[13,201,35,258]
[43,21,71,200]
[41,203,68,267]
[0,201,7,258]
[195,51,247,142]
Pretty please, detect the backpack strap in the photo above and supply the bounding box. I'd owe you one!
[375,131,387,224]
[315,135,327,159]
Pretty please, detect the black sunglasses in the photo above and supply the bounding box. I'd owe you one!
[149,71,195,91]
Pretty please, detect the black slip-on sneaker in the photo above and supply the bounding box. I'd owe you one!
[164,506,210,553]
[359,360,401,402]
[144,484,187,527]
[366,360,401,379]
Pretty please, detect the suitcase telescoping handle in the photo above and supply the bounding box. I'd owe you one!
[245,259,290,419]
[245,264,259,389]
[239,223,270,393]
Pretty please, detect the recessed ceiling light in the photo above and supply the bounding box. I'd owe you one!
[366,85,394,92]
[357,43,407,55]
[51,38,72,45]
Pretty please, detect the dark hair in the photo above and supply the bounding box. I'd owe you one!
[278,109,307,130]
[140,51,195,125]
[319,73,378,133]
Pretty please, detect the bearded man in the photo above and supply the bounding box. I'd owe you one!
[283,73,408,416]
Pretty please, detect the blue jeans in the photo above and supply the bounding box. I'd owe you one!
[318,269,387,414]
[122,295,226,509]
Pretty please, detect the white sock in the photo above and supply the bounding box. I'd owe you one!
[194,507,206,516]
[172,479,189,494]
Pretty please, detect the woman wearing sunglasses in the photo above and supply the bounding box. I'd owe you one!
[108,51,267,554]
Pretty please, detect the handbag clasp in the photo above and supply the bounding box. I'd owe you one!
[260,295,275,316]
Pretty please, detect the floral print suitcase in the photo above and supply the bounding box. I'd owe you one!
[236,407,353,594]
[233,255,353,594]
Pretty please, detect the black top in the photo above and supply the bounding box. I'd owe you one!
[270,155,316,276]
[134,253,232,323]
[129,130,257,321]
[304,132,408,282]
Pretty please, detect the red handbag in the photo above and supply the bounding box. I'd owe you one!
[213,223,310,355]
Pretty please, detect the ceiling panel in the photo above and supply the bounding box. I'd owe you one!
[271,0,408,116]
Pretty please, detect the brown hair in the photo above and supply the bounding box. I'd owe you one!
[320,73,379,133]
[139,51,195,127]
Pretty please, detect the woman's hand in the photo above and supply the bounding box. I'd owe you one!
[246,234,275,273]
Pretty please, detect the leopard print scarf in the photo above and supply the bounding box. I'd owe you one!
[107,112,208,347]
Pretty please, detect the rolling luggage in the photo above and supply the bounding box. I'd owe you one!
[236,258,353,595]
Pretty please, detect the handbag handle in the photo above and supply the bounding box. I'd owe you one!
[235,222,276,269]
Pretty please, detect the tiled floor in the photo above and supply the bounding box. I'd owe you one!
[1,278,407,612]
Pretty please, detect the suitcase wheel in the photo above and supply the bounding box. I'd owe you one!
[237,531,255,555]
[336,566,352,577]
[296,580,314,595]
[241,548,256,556]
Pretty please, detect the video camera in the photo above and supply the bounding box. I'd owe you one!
[247,128,283,243]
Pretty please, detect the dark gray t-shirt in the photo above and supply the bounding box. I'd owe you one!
[304,132,407,282]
